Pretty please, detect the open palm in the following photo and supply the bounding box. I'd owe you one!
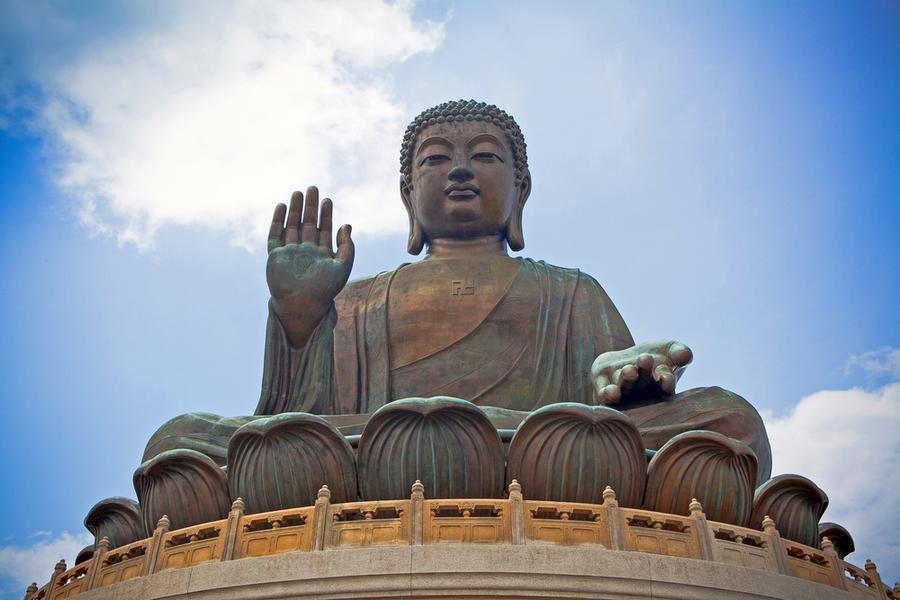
[266,186,354,346]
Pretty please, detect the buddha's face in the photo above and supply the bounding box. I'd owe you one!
[404,120,529,244]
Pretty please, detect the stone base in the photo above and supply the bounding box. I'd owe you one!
[75,544,857,600]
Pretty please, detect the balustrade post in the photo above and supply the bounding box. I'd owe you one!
[220,498,245,561]
[410,480,425,545]
[864,559,890,600]
[761,515,790,575]
[311,485,331,551]
[85,535,109,590]
[820,537,850,591]
[688,498,716,561]
[508,480,525,545]
[45,559,65,597]
[143,515,170,576]
[23,582,38,600]
[602,486,625,550]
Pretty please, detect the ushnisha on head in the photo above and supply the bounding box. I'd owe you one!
[399,100,532,255]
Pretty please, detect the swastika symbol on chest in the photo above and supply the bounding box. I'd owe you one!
[450,279,476,295]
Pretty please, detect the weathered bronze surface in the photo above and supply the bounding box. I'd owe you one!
[750,474,829,547]
[227,413,357,513]
[819,522,855,559]
[132,99,786,532]
[133,449,230,535]
[75,545,94,566]
[357,397,504,500]
[84,497,143,550]
[257,101,770,479]
[643,430,757,526]
[506,403,646,506]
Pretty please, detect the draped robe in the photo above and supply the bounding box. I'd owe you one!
[146,258,771,482]
[256,258,633,415]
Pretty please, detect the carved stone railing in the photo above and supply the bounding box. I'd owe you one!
[25,482,899,600]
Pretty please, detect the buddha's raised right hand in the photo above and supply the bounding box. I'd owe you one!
[266,186,354,348]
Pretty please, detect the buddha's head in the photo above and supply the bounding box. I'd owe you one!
[400,100,531,255]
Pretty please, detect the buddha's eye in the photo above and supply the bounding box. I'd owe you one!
[420,154,449,166]
[472,152,504,163]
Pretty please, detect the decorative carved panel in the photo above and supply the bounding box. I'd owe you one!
[95,539,148,588]
[524,501,609,547]
[238,507,315,557]
[157,521,225,572]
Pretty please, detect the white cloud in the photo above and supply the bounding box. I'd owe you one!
[30,1,444,250]
[763,382,900,582]
[0,531,91,592]
[845,346,900,380]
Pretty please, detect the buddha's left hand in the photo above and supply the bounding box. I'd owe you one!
[590,341,693,405]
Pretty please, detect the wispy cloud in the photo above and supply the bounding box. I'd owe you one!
[0,531,91,592]
[16,1,445,250]
[845,346,900,381]
[763,382,900,583]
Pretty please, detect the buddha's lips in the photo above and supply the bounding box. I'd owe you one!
[445,186,479,200]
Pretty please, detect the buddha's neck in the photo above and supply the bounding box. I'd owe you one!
[425,235,508,259]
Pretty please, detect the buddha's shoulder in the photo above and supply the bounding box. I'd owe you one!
[334,268,401,311]
[518,257,598,285]
[518,258,617,306]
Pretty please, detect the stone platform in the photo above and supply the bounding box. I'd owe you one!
[59,545,867,600]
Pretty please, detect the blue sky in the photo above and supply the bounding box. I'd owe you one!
[0,1,898,595]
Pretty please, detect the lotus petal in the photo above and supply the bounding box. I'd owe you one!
[84,497,144,547]
[750,474,828,547]
[358,397,504,500]
[227,412,357,513]
[644,430,757,525]
[133,449,230,534]
[507,403,646,506]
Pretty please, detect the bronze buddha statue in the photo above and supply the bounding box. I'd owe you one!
[138,100,774,531]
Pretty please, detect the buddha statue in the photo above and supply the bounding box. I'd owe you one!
[136,100,775,534]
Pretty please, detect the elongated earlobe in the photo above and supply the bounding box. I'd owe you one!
[506,172,531,252]
[400,177,424,255]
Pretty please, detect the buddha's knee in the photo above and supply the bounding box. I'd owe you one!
[672,386,772,482]
[623,386,772,483]
[142,412,255,465]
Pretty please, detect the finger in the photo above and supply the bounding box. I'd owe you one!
[653,364,677,395]
[335,224,354,264]
[667,342,693,367]
[318,198,334,253]
[612,364,639,393]
[285,191,303,244]
[636,353,655,376]
[592,372,610,390]
[301,185,319,243]
[598,384,621,404]
[268,203,287,253]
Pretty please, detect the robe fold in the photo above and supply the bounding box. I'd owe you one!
[255,258,634,416]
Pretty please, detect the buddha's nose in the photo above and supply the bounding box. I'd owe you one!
[447,165,474,183]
